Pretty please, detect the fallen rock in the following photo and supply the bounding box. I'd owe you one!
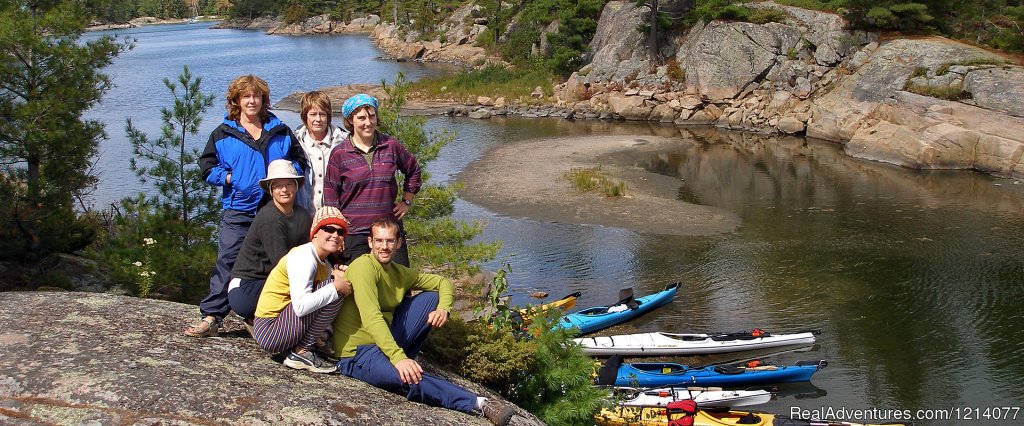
[607,93,652,120]
[777,116,806,134]
[468,109,493,119]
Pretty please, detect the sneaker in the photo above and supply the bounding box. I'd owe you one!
[482,399,514,426]
[283,350,337,374]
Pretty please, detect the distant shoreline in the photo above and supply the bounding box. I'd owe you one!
[85,17,220,32]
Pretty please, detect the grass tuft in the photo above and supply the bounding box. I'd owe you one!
[904,81,973,101]
[563,166,627,198]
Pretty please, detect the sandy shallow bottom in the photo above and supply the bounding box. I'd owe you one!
[457,135,740,236]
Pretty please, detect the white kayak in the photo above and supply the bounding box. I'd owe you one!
[613,386,772,408]
[575,329,819,356]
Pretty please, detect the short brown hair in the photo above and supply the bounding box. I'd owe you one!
[300,91,333,128]
[226,75,270,123]
[369,217,401,239]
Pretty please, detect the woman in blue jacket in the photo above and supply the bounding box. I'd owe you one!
[186,74,304,337]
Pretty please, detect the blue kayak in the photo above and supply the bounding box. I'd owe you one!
[601,357,827,387]
[555,283,679,335]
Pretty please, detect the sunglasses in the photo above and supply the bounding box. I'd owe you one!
[320,225,344,235]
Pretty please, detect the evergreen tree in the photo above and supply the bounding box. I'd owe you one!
[377,73,500,276]
[124,65,219,250]
[95,66,218,300]
[0,0,127,261]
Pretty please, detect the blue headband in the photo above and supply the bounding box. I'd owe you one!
[342,94,378,119]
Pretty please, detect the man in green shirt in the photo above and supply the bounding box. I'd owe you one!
[332,218,514,426]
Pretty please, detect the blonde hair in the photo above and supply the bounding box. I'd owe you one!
[300,91,333,128]
[225,75,270,123]
[342,104,376,131]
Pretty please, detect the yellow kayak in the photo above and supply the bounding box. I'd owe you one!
[515,291,581,325]
[596,405,911,426]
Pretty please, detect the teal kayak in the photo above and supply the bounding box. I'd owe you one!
[555,283,679,335]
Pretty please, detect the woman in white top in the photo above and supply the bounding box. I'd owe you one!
[295,91,348,212]
[253,206,352,373]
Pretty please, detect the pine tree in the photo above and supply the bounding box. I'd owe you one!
[124,65,219,250]
[0,0,128,261]
[377,72,500,276]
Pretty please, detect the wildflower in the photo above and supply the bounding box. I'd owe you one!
[133,261,143,267]
[143,238,157,246]
[140,271,150,277]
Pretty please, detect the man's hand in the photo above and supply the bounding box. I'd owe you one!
[395,358,423,385]
[426,309,448,328]
[332,269,352,298]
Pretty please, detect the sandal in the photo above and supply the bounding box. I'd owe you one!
[242,318,255,337]
[184,316,220,337]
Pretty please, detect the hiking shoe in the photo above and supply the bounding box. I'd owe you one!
[482,399,514,426]
[283,350,337,374]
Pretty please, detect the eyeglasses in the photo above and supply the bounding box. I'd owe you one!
[320,225,344,235]
[372,238,398,246]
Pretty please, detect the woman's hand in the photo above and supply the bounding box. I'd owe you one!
[332,271,352,298]
[426,309,448,328]
[395,358,423,384]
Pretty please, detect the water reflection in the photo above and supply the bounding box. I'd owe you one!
[85,21,1024,421]
[440,118,1024,420]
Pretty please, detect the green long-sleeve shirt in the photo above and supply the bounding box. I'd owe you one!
[331,253,454,364]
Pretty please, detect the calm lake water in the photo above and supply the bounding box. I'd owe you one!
[86,24,1024,425]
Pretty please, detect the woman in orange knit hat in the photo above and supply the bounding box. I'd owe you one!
[252,206,351,373]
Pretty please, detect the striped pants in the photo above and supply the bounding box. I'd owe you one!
[252,282,342,354]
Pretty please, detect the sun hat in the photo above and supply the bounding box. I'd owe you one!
[341,94,378,119]
[259,159,303,192]
[310,206,349,240]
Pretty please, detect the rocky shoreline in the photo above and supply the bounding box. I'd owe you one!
[86,16,217,31]
[369,1,1024,180]
[258,1,1024,179]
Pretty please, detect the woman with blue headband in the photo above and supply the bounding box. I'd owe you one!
[322,94,421,266]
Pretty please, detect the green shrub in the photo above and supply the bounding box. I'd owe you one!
[423,264,607,425]
[773,0,846,12]
[412,65,558,101]
[92,195,217,301]
[666,59,685,82]
[283,1,309,24]
[749,8,788,24]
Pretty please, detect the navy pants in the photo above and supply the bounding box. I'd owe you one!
[337,292,477,413]
[199,209,253,319]
[227,278,265,320]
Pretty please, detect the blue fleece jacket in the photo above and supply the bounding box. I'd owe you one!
[199,112,304,214]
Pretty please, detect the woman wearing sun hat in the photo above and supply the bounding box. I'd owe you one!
[323,94,421,266]
[226,159,314,325]
[252,206,351,373]
[187,75,304,337]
